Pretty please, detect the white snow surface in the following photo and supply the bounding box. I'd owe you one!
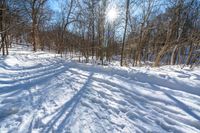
[0,45,200,133]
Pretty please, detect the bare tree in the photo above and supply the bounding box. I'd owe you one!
[120,0,130,66]
[18,0,48,51]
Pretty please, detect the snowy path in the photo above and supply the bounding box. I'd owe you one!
[0,47,200,133]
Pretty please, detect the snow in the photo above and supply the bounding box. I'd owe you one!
[0,45,200,133]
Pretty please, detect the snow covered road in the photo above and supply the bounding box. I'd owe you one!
[0,47,200,133]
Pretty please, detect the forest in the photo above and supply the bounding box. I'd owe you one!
[0,0,200,67]
[0,0,200,132]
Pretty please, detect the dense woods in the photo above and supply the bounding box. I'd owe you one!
[0,0,200,67]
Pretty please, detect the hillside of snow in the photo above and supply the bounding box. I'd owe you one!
[0,45,200,133]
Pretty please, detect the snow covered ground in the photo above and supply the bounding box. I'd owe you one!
[0,45,200,133]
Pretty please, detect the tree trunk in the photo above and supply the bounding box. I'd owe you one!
[32,15,37,51]
[5,34,8,55]
[186,44,193,65]
[120,0,130,66]
[170,45,178,65]
[154,44,170,67]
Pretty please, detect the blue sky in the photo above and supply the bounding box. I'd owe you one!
[49,0,60,12]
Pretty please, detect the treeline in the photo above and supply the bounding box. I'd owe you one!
[0,0,200,67]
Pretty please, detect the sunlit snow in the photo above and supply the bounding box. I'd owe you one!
[0,44,200,133]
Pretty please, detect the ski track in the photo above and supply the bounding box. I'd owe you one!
[0,48,200,133]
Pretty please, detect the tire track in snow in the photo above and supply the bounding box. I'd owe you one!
[63,68,200,133]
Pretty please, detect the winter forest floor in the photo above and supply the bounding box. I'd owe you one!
[0,45,200,133]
